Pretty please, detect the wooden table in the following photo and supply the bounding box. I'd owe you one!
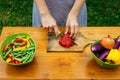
[0,27,120,80]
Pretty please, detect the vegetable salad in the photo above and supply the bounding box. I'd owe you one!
[1,34,35,65]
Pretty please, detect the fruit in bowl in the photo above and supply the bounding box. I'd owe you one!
[91,35,120,68]
[0,33,36,66]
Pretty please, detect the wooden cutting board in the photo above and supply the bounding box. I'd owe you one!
[47,32,95,52]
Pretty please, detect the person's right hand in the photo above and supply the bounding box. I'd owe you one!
[41,14,60,36]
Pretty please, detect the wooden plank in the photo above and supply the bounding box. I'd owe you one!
[0,27,120,79]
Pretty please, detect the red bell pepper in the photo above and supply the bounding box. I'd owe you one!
[10,42,15,49]
[15,38,23,43]
[3,44,8,52]
[11,59,20,64]
[14,60,20,64]
[20,40,27,47]
[59,32,75,48]
[7,54,12,58]
[6,54,12,63]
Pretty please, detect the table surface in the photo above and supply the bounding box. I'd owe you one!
[0,27,120,79]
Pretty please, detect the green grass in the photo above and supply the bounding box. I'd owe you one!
[87,0,120,26]
[0,0,120,34]
[0,0,33,34]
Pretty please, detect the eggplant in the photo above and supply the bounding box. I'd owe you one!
[91,44,105,53]
[98,49,110,60]
[113,36,120,49]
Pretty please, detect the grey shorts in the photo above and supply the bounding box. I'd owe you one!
[32,0,87,27]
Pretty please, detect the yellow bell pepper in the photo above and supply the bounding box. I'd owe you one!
[13,46,26,51]
[6,58,12,63]
[22,39,30,48]
[106,49,120,64]
[22,36,30,48]
[13,36,30,51]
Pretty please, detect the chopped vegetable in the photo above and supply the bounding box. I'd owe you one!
[7,54,12,59]
[22,53,32,63]
[15,38,23,43]
[14,60,20,64]
[3,49,12,59]
[15,57,26,62]
[6,58,12,63]
[1,35,35,65]
[20,40,27,47]
[59,32,75,48]
[29,39,35,47]
[13,46,26,51]
[15,51,27,58]
[24,47,35,51]
[22,38,30,48]
[3,44,8,52]
[12,59,20,64]
[10,42,15,49]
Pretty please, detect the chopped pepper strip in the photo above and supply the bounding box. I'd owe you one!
[15,38,23,43]
[20,40,27,47]
[106,49,120,64]
[19,36,30,48]
[13,46,26,51]
[7,54,12,58]
[6,58,12,63]
[2,35,35,64]
[13,37,30,51]
[3,44,8,52]
[22,39,30,48]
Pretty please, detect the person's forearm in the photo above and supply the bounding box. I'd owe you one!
[34,0,51,16]
[69,0,85,16]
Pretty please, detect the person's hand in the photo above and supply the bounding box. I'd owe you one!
[65,14,79,39]
[41,14,60,36]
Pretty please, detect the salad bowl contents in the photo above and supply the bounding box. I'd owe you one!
[91,35,120,68]
[0,33,36,66]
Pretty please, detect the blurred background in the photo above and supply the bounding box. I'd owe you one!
[0,0,120,34]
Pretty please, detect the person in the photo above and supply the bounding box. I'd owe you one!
[32,0,87,38]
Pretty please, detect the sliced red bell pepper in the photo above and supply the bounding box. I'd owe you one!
[7,54,12,59]
[59,32,75,48]
[6,54,12,63]
[14,60,20,64]
[20,40,27,47]
[15,38,23,43]
[3,44,8,52]
[10,59,20,64]
[11,60,15,64]
[10,42,15,49]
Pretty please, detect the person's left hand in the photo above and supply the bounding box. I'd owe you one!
[65,14,79,39]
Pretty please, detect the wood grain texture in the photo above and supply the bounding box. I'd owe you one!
[0,27,120,79]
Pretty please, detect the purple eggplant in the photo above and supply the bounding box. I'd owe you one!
[98,49,110,60]
[113,36,120,49]
[91,44,105,53]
